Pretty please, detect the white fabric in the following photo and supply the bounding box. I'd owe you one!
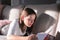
[7,19,26,36]
[56,12,60,35]
[1,19,26,36]
[9,8,20,21]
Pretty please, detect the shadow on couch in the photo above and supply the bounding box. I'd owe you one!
[32,13,56,34]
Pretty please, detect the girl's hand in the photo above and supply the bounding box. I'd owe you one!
[28,34,38,40]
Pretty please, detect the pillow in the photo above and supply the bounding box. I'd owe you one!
[0,20,11,27]
[9,8,20,21]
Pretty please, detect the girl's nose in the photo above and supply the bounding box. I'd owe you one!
[31,21,34,24]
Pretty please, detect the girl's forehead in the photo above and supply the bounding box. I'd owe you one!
[28,14,36,20]
[21,10,36,19]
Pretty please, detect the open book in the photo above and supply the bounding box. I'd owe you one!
[36,33,48,40]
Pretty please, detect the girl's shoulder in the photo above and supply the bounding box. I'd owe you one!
[10,19,19,24]
[13,19,19,22]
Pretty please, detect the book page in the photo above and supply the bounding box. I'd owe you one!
[36,33,48,40]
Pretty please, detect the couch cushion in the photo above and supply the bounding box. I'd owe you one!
[0,4,5,19]
[9,5,23,21]
[3,5,11,19]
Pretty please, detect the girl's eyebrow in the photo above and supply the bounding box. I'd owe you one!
[30,16,35,20]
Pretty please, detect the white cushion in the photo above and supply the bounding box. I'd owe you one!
[9,5,23,21]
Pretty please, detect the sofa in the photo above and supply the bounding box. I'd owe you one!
[0,3,60,39]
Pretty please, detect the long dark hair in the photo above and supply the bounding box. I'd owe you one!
[19,8,37,36]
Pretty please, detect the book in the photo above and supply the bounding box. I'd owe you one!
[36,33,48,40]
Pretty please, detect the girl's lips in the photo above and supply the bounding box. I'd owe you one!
[29,24,32,26]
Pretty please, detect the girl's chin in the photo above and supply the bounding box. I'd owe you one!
[27,25,32,27]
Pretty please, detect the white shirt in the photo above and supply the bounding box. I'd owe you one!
[1,19,26,36]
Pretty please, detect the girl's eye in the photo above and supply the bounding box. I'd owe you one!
[28,19,34,22]
[28,19,31,21]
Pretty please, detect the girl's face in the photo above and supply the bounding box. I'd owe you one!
[21,10,36,27]
[24,14,35,27]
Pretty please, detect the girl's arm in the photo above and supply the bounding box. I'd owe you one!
[7,19,17,35]
[7,35,28,40]
[7,34,37,40]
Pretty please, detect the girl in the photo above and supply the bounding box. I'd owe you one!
[2,8,37,40]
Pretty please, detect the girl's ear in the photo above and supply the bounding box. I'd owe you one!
[21,16,24,20]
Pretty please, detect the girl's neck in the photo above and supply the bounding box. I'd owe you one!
[22,25,27,33]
